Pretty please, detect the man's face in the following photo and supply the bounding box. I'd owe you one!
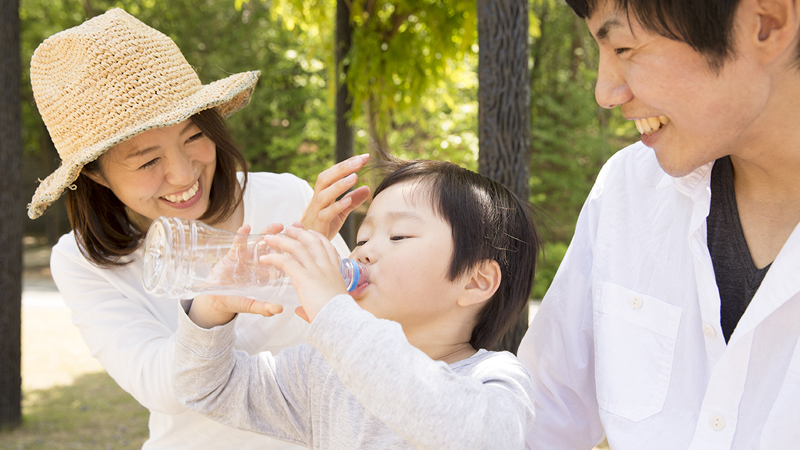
[587,0,770,177]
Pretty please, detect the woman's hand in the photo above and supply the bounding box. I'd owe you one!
[260,226,348,323]
[300,154,371,240]
[188,293,284,329]
[188,224,286,329]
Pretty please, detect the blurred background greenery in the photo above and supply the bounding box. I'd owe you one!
[19,0,638,298]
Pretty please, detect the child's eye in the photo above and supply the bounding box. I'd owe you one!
[355,240,367,247]
[186,132,204,143]
[139,158,159,170]
[390,236,407,241]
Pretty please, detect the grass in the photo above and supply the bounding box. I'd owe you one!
[1,373,149,449]
[0,272,149,450]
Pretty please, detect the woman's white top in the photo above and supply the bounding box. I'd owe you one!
[50,172,350,450]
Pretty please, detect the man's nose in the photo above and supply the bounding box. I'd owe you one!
[595,52,633,109]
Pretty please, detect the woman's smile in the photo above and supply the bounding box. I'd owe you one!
[161,179,203,210]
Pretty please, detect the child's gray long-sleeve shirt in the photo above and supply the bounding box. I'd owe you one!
[173,295,535,449]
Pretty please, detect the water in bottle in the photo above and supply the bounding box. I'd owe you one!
[142,216,368,303]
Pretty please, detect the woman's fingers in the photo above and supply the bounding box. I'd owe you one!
[315,154,369,196]
[190,294,284,329]
[301,154,370,239]
[315,185,371,223]
[295,306,310,323]
[257,222,285,235]
[240,297,283,317]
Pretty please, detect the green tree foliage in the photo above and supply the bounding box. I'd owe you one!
[528,0,637,297]
[270,0,480,167]
[20,0,639,299]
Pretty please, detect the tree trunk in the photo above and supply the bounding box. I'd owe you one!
[335,0,356,247]
[0,0,23,429]
[477,0,531,354]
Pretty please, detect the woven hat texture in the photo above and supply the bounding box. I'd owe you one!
[28,8,260,219]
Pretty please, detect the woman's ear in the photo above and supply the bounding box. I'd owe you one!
[81,168,109,189]
[457,260,502,307]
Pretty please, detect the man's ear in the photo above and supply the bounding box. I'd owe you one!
[745,0,800,63]
[457,260,501,307]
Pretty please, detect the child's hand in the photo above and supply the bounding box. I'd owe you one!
[260,226,349,323]
[300,154,371,240]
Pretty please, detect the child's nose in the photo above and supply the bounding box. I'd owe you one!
[353,244,376,265]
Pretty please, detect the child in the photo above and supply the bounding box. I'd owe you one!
[172,157,540,450]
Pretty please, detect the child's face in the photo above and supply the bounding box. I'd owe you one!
[349,181,464,330]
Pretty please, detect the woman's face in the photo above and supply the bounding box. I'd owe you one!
[87,119,217,231]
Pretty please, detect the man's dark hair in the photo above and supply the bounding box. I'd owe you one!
[373,156,541,351]
[67,108,248,267]
[566,0,742,70]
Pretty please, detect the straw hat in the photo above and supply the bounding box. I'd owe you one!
[27,8,260,219]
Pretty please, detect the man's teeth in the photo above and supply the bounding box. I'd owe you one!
[163,181,199,203]
[634,115,670,135]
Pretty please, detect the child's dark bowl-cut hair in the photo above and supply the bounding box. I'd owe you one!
[373,155,541,351]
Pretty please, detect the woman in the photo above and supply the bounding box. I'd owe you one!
[27,9,369,449]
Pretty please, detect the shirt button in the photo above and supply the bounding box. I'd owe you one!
[702,324,716,338]
[709,415,726,431]
[629,296,643,309]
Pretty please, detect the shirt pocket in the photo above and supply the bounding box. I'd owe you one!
[759,337,800,449]
[593,282,682,422]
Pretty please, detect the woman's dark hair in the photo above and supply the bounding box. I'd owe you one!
[566,0,743,70]
[373,156,541,351]
[66,108,248,267]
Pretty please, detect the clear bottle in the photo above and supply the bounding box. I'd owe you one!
[142,216,368,303]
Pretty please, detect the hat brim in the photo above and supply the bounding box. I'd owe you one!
[28,70,259,219]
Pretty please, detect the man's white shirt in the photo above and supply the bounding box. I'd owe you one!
[518,142,800,450]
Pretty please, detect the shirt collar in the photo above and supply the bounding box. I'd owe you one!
[656,161,715,201]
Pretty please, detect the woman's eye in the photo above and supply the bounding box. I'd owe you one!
[614,47,630,55]
[139,158,159,170]
[186,132,204,143]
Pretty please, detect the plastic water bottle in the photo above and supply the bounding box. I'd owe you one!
[142,216,368,302]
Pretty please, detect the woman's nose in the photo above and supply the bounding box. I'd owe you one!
[595,52,633,109]
[165,148,196,186]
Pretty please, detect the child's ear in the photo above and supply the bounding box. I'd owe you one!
[458,260,501,307]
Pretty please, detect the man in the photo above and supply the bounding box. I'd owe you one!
[517,0,800,449]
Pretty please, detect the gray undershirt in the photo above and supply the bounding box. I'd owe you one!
[707,156,771,343]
